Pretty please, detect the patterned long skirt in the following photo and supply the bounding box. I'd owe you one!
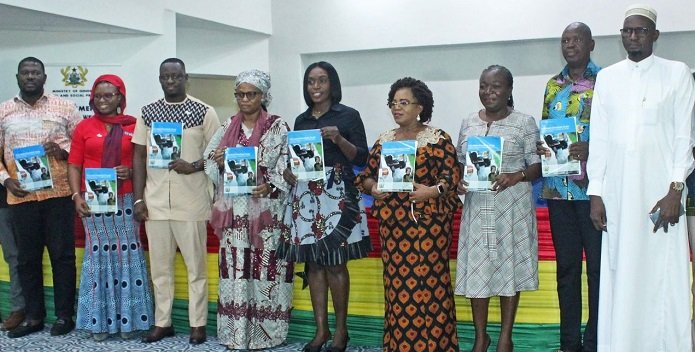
[217,196,295,349]
[76,193,154,334]
[380,212,459,352]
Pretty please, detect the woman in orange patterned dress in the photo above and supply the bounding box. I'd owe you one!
[355,77,461,352]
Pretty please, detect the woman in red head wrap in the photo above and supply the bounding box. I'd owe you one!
[67,74,153,341]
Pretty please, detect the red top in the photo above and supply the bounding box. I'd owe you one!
[68,117,135,194]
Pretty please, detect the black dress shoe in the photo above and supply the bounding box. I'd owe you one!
[8,321,44,338]
[141,326,175,343]
[303,339,329,352]
[325,336,350,352]
[50,318,75,336]
[189,326,206,344]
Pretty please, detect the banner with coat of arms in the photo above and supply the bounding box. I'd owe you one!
[46,65,121,118]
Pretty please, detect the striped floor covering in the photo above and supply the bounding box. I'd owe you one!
[0,207,582,351]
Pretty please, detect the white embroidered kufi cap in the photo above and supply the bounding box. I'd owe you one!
[625,4,657,24]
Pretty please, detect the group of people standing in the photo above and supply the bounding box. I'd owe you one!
[0,3,694,352]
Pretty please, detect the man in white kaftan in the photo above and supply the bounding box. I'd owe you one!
[587,4,695,352]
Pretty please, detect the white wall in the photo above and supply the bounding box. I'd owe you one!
[1,0,694,142]
[0,0,272,115]
[269,0,695,144]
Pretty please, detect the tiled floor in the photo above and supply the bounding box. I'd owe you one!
[0,324,381,351]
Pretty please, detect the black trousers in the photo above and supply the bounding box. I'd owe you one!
[10,196,76,321]
[547,199,601,352]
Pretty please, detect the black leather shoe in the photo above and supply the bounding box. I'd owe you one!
[189,326,206,344]
[50,318,75,336]
[141,326,175,343]
[325,336,350,352]
[303,338,329,352]
[7,321,44,338]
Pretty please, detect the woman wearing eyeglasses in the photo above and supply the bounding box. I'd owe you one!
[277,61,371,352]
[68,74,153,341]
[455,65,541,352]
[203,69,294,350]
[355,77,461,352]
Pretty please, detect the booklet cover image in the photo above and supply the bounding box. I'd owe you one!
[539,117,581,177]
[463,136,503,191]
[149,122,183,168]
[377,140,417,192]
[84,168,117,213]
[288,129,325,181]
[12,144,53,192]
[224,146,257,196]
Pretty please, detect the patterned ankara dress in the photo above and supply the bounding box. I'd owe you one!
[355,127,461,352]
[204,116,295,349]
[69,116,154,335]
[454,110,540,298]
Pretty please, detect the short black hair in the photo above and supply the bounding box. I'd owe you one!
[303,61,342,107]
[387,77,434,123]
[482,65,515,108]
[160,58,186,72]
[18,57,45,73]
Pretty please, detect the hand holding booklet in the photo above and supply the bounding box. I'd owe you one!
[149,122,183,168]
[13,144,53,192]
[463,136,503,191]
[84,168,117,213]
[288,129,325,181]
[223,146,257,196]
[377,140,417,192]
[539,117,581,177]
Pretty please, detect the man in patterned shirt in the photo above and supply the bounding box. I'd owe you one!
[132,58,219,344]
[0,57,81,338]
[536,23,601,352]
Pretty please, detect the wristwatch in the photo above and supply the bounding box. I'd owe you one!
[436,184,445,194]
[671,182,685,192]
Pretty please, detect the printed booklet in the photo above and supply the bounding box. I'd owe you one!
[539,117,581,177]
[149,122,183,168]
[288,129,325,181]
[12,144,53,191]
[223,146,257,196]
[84,168,117,213]
[463,136,503,191]
[377,140,417,192]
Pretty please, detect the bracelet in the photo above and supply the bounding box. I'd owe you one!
[520,170,527,181]
[133,199,145,206]
[71,192,80,201]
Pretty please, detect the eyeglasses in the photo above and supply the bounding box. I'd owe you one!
[159,74,186,82]
[560,37,584,45]
[307,77,329,87]
[388,99,419,109]
[620,27,650,37]
[93,92,120,100]
[234,91,260,100]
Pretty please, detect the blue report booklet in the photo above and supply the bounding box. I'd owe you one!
[85,168,117,213]
[224,146,257,196]
[149,122,183,168]
[377,140,417,192]
[539,117,581,177]
[12,144,53,191]
[288,129,325,181]
[463,136,503,191]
